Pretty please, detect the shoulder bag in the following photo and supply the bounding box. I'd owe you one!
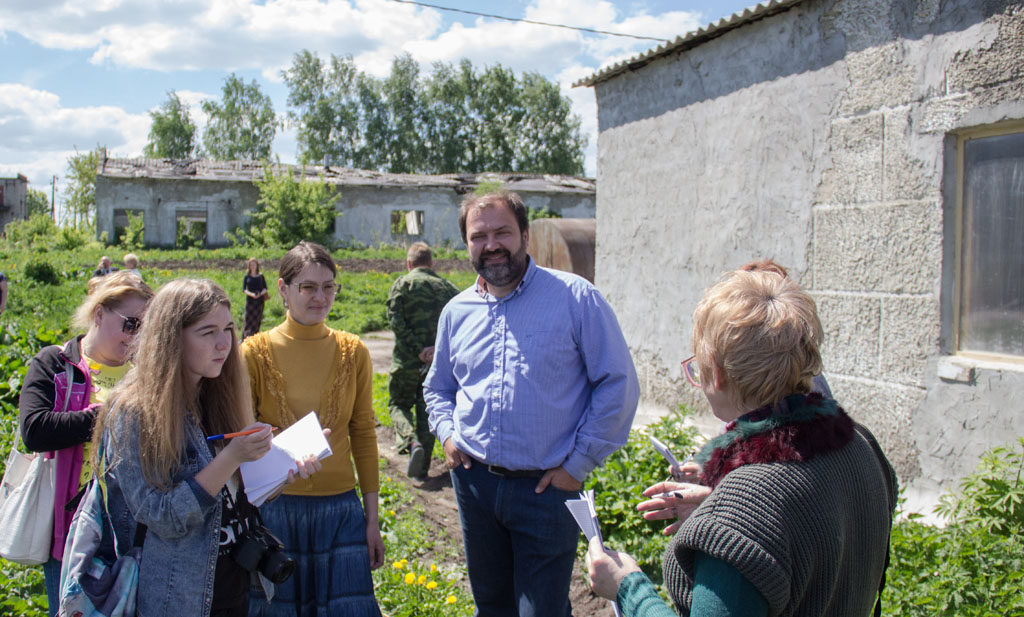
[0,361,72,565]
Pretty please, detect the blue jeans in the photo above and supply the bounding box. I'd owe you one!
[43,556,60,617]
[450,464,579,617]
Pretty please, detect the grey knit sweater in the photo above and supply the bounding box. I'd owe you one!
[664,427,895,617]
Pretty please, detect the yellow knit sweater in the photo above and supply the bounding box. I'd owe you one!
[240,314,379,496]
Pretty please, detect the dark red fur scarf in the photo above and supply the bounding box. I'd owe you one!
[696,393,855,490]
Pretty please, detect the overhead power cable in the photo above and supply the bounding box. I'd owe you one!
[387,0,669,42]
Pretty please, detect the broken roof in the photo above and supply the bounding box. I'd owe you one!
[98,156,595,195]
[574,0,806,88]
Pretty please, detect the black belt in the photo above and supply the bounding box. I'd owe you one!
[484,464,543,478]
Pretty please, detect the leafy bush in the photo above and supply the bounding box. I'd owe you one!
[23,260,60,285]
[885,438,1024,616]
[585,408,701,584]
[54,225,90,250]
[231,163,339,248]
[121,211,145,250]
[2,214,57,248]
[527,206,561,221]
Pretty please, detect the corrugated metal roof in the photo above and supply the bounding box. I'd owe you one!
[97,156,595,194]
[574,0,806,87]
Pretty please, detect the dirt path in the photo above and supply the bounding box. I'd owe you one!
[376,425,613,616]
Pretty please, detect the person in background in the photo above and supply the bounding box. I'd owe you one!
[242,258,270,340]
[18,271,153,616]
[93,255,118,277]
[92,278,320,617]
[425,191,640,616]
[0,271,7,315]
[587,269,896,617]
[242,241,383,617]
[385,242,458,479]
[123,253,142,279]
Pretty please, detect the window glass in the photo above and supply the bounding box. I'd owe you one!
[960,131,1024,356]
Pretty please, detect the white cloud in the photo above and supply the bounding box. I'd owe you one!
[0,83,148,191]
[0,0,709,181]
[0,0,440,73]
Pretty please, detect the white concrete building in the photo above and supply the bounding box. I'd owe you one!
[95,156,595,248]
[578,0,1024,514]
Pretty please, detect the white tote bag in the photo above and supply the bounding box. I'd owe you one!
[0,433,56,565]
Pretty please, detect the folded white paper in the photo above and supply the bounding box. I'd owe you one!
[565,489,622,617]
[649,435,680,469]
[240,412,332,506]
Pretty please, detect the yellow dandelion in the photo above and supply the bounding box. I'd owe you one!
[389,510,396,516]
[392,561,404,569]
[426,581,438,590]
[417,574,426,585]
[446,596,457,605]
[401,558,408,565]
[404,572,416,585]
[430,564,438,573]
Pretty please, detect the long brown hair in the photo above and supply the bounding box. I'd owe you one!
[93,279,253,489]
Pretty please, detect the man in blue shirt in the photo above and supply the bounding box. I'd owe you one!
[425,191,640,617]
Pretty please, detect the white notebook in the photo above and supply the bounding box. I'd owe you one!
[240,411,332,506]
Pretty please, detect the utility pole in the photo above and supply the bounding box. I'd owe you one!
[51,175,58,221]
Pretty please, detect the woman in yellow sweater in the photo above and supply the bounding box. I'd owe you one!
[242,242,383,617]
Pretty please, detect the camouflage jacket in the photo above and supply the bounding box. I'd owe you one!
[386,267,460,369]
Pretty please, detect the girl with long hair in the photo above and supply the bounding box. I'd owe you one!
[92,279,317,617]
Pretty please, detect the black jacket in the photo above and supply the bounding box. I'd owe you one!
[19,335,96,452]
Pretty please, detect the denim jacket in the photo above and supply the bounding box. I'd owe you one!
[102,408,220,617]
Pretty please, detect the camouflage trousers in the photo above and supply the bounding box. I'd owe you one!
[387,367,435,456]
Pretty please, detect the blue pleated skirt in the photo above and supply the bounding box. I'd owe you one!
[249,490,382,617]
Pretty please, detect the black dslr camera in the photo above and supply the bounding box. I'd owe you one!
[232,524,295,584]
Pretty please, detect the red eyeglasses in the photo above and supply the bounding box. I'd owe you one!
[680,356,701,387]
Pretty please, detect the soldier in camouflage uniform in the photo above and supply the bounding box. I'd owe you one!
[386,242,460,479]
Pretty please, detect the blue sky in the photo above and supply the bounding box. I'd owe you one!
[0,0,757,209]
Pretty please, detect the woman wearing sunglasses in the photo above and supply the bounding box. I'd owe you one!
[18,270,153,616]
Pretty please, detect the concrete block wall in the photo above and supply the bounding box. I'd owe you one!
[592,0,1024,513]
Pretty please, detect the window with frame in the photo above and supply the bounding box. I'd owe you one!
[954,125,1024,358]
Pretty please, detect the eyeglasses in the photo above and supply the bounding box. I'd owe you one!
[108,307,142,335]
[681,356,701,387]
[292,282,337,297]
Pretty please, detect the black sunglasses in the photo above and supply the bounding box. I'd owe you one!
[108,307,142,334]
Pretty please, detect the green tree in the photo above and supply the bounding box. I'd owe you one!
[378,54,427,173]
[235,163,339,248]
[282,52,586,175]
[202,74,277,161]
[25,188,49,217]
[281,51,361,166]
[144,91,197,159]
[64,147,101,229]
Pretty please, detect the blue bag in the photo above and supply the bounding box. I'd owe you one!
[58,474,146,617]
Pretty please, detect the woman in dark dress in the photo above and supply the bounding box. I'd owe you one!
[242,258,269,339]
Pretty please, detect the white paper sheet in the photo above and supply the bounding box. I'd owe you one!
[649,435,680,469]
[565,489,622,617]
[240,412,332,506]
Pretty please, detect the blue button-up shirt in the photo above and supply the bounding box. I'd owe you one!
[425,258,640,481]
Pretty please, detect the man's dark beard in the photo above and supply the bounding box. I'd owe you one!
[473,243,528,289]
